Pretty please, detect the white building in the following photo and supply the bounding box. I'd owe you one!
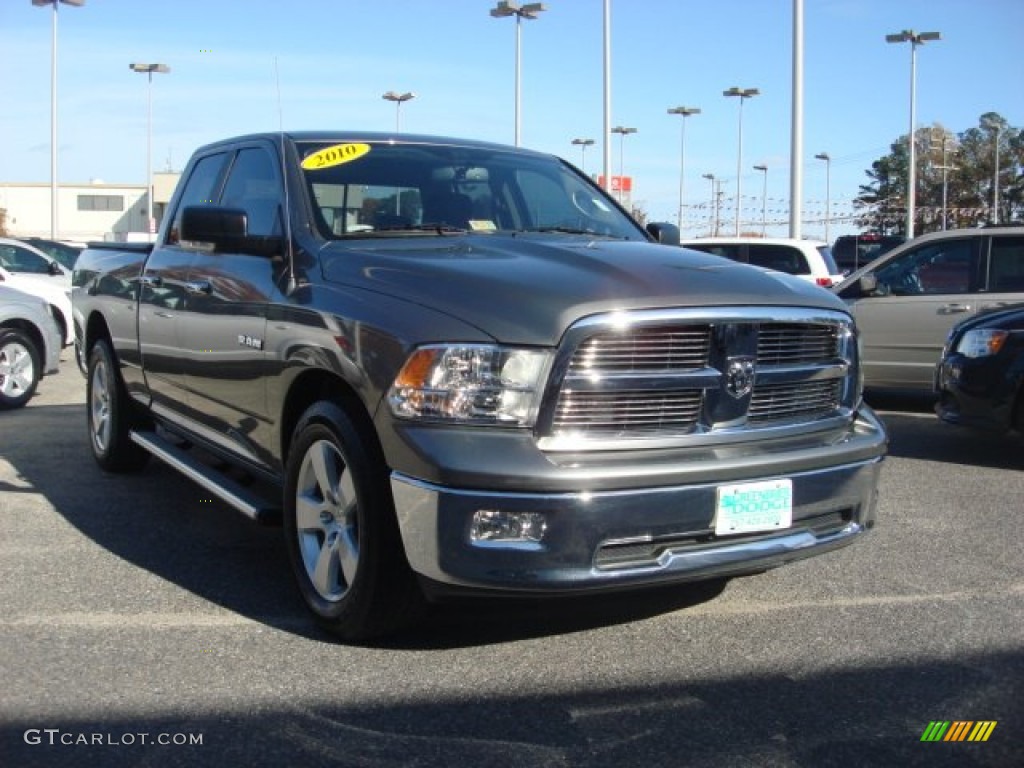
[0,172,180,243]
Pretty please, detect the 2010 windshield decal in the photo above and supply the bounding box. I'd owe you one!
[300,143,371,170]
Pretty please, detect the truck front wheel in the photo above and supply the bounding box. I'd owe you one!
[284,401,423,641]
[87,340,150,472]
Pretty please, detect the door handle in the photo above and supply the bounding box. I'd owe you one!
[185,280,212,295]
[939,303,971,315]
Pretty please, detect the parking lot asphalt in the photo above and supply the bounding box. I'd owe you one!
[1,359,1022,767]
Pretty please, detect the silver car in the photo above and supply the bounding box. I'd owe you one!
[0,284,62,408]
[835,227,1024,389]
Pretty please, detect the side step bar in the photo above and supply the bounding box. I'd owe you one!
[130,430,281,525]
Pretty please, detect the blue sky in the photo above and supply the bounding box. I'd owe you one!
[2,0,1022,238]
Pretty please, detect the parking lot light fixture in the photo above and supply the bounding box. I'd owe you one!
[571,138,595,173]
[382,91,415,133]
[753,164,768,236]
[668,106,701,232]
[814,152,831,243]
[32,0,86,239]
[723,87,759,235]
[130,63,170,237]
[611,126,637,204]
[885,29,940,239]
[490,2,546,146]
[703,173,721,236]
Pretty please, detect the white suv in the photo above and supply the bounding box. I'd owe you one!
[680,237,845,288]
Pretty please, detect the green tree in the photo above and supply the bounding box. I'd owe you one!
[855,113,1023,235]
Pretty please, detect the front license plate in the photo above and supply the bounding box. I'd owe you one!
[714,479,793,536]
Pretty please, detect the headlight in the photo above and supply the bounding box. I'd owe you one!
[388,344,551,426]
[955,329,1008,358]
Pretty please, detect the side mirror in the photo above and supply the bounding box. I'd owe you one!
[646,221,680,246]
[49,261,64,276]
[180,206,282,256]
[858,273,878,294]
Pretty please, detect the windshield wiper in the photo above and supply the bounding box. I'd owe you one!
[342,223,469,237]
[524,226,629,239]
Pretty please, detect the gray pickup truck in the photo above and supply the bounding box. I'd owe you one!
[73,132,887,639]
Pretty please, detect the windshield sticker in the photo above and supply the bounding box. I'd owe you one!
[301,143,371,170]
[468,220,497,232]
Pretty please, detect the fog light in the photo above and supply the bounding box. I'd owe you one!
[470,509,547,543]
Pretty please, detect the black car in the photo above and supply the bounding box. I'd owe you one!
[935,304,1024,435]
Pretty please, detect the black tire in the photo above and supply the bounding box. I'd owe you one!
[86,339,150,472]
[284,401,423,641]
[0,328,41,409]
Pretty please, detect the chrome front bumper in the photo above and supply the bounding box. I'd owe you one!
[390,417,885,593]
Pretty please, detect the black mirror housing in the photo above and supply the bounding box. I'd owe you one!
[647,221,681,246]
[180,206,281,256]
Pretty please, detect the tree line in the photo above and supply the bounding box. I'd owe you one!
[854,111,1022,235]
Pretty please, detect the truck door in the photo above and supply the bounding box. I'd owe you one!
[178,144,286,467]
[139,151,228,416]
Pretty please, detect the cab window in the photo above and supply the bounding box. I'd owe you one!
[219,147,284,237]
[167,152,228,244]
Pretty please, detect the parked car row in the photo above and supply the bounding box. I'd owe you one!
[677,227,1023,437]
[0,284,62,409]
[0,237,74,346]
[679,237,844,287]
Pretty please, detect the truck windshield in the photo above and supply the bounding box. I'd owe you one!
[297,140,645,241]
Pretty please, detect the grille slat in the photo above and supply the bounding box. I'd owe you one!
[554,390,703,434]
[569,326,711,374]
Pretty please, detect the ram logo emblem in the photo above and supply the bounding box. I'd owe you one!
[725,356,756,399]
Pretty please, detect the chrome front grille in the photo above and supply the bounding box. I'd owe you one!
[542,308,856,449]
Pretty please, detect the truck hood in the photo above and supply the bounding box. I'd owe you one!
[318,234,850,345]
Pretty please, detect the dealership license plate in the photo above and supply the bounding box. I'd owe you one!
[714,479,793,536]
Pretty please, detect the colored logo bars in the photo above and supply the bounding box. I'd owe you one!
[920,721,997,742]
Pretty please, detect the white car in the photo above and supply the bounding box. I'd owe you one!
[0,237,73,345]
[0,284,62,408]
[679,237,845,288]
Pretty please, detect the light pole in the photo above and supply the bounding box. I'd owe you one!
[571,138,595,173]
[490,1,546,146]
[611,126,636,205]
[703,173,721,236]
[753,164,768,236]
[931,131,955,231]
[814,152,831,243]
[668,106,700,233]
[32,0,85,239]
[130,63,170,237]
[382,91,415,132]
[723,86,759,235]
[993,124,1001,225]
[886,29,940,239]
